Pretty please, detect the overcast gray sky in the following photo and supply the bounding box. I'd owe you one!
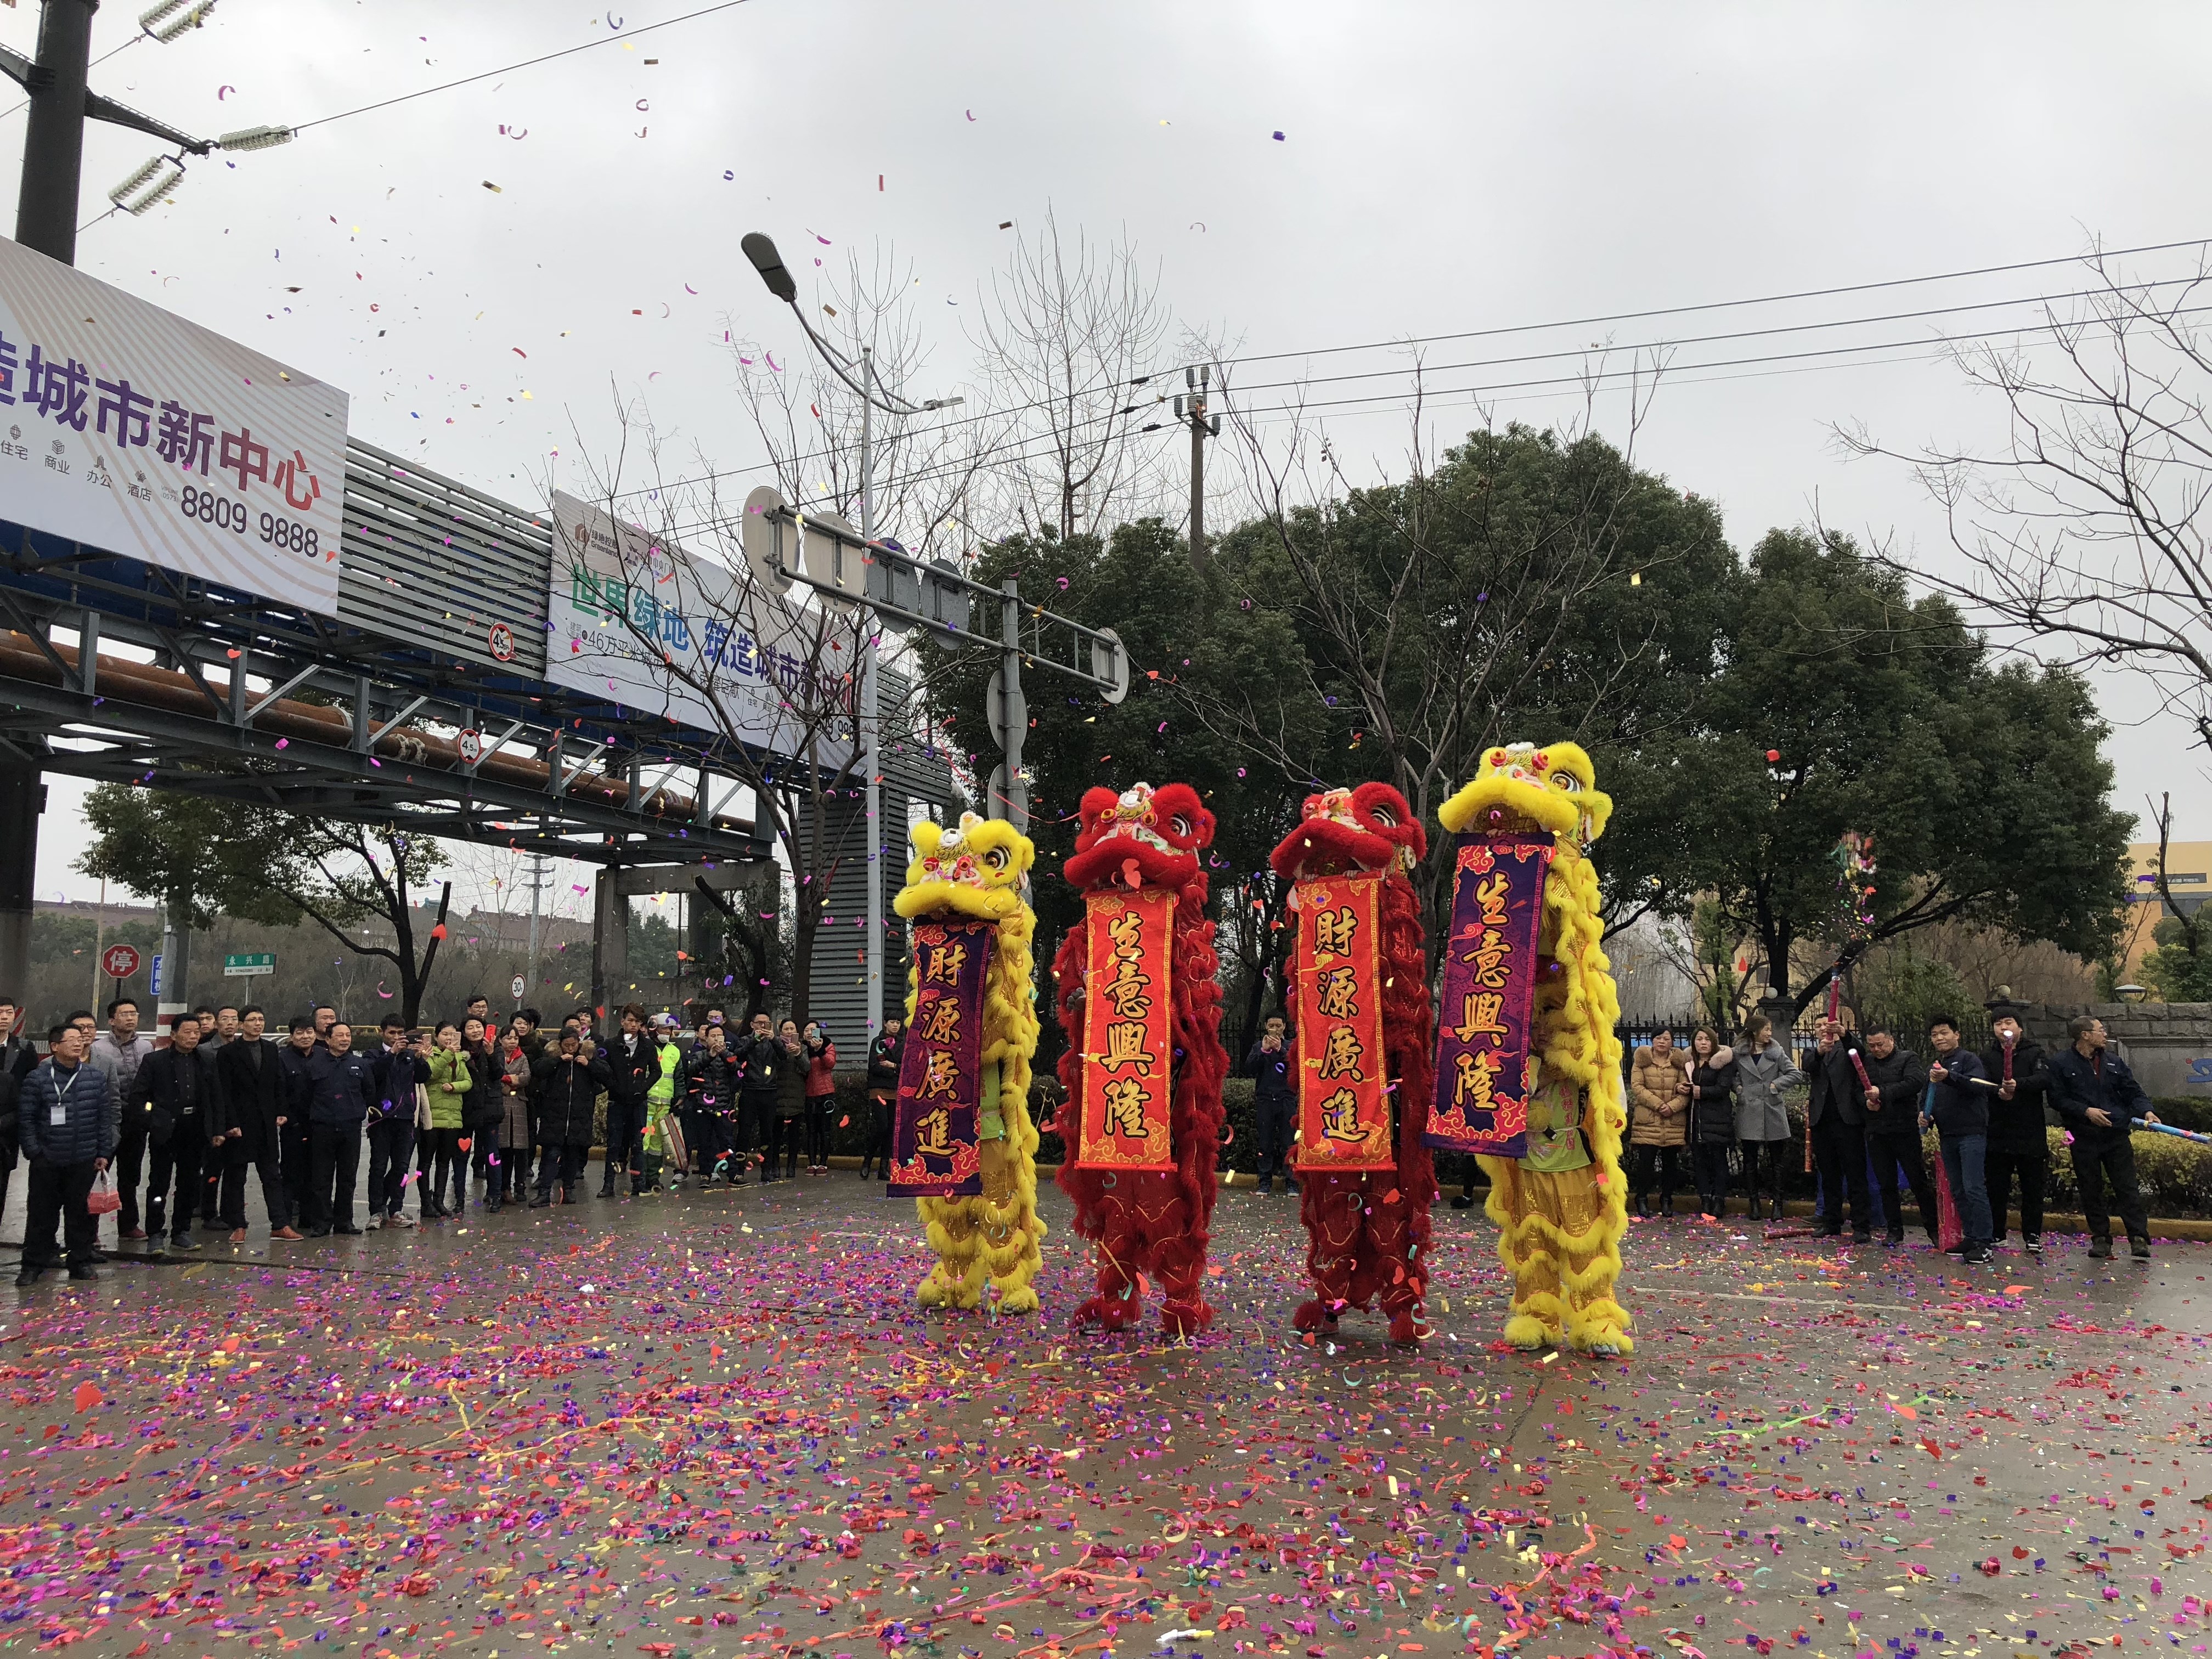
[7,0,2206,907]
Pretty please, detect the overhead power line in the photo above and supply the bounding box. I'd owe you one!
[290,1,759,134]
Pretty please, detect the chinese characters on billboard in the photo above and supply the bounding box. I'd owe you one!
[0,234,348,613]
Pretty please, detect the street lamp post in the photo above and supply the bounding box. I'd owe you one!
[742,234,963,1042]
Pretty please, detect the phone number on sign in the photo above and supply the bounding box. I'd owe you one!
[178,484,323,558]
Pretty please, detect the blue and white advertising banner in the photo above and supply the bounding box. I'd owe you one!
[0,235,350,614]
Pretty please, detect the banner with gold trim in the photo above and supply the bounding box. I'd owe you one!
[1073,886,1177,1172]
[1426,833,1555,1158]
[1290,871,1394,1172]
[887,918,992,1196]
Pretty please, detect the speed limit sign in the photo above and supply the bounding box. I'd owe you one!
[510,975,526,999]
[100,943,140,980]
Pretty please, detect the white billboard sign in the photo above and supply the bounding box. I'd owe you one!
[546,490,854,764]
[0,234,349,614]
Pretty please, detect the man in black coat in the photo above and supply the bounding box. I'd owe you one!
[213,1007,298,1242]
[532,1030,611,1205]
[2045,1014,2162,1260]
[1978,1013,2051,1255]
[1860,1025,1938,1246]
[1244,1014,1299,1197]
[1803,1018,1873,1242]
[601,1005,657,1198]
[732,1011,783,1186]
[682,1023,742,1186]
[275,1017,320,1228]
[128,1013,226,1251]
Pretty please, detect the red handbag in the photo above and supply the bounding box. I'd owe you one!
[86,1175,121,1216]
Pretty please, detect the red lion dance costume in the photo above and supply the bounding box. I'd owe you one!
[1053,782,1228,1336]
[1269,783,1436,1344]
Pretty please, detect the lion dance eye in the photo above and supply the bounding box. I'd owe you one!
[1169,815,1193,840]
[983,847,1010,872]
[1368,803,1397,827]
[1553,773,1582,793]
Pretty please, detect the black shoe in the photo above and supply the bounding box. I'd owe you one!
[86,1250,108,1265]
[529,1193,551,1209]
[1818,1223,1843,1238]
[1285,1181,1300,1195]
[333,1224,363,1235]
[2024,1235,2042,1255]
[306,1226,331,1238]
[1963,1247,1994,1265]
[14,1265,42,1286]
[1850,1230,1872,1244]
[2088,1237,2113,1259]
[1449,1194,1473,1210]
[2131,1238,2152,1260]
[169,1234,199,1250]
[67,1264,99,1282]
[1884,1228,1904,1245]
[598,1180,616,1199]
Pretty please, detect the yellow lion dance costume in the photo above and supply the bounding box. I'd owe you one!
[892,812,1046,1313]
[1437,742,1631,1357]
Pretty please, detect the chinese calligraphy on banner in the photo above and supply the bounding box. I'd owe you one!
[887,918,993,1197]
[1074,886,1177,1172]
[0,234,349,614]
[1291,872,1394,1172]
[1427,834,1556,1159]
[548,491,856,763]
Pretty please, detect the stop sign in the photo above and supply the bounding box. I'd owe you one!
[100,943,140,980]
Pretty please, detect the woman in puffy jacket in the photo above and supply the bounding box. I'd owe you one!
[461,1015,505,1212]
[1628,1031,1689,1217]
[802,1022,837,1175]
[774,1018,807,1181]
[1681,1027,1739,1221]
[422,1021,473,1220]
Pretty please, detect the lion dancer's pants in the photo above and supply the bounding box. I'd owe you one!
[1075,1173,1213,1335]
[1294,1172,1426,1339]
[918,1139,1043,1313]
[1481,1157,1632,1355]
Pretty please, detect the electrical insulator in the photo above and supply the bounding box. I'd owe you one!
[217,125,295,152]
[139,0,218,43]
[109,156,186,216]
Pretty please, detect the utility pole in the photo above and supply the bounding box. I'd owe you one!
[1175,366,1222,573]
[0,0,285,1016]
[523,853,550,1005]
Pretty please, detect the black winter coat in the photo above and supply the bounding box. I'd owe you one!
[214,1037,286,1156]
[1977,1036,2051,1153]
[131,1046,226,1148]
[2045,1045,2155,1153]
[532,1051,610,1146]
[1859,1047,1927,1137]
[603,1034,658,1108]
[735,1033,784,1104]
[866,1032,904,1094]
[681,1047,740,1114]
[1687,1056,1740,1146]
[1803,1038,1864,1128]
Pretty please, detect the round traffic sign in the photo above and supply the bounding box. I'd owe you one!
[456,729,484,765]
[487,622,517,662]
[510,975,526,999]
[101,943,140,980]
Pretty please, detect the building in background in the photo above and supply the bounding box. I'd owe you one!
[2120,838,2212,982]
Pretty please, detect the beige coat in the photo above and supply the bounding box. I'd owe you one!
[1629,1044,1690,1147]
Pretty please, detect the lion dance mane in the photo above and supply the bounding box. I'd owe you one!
[1053,782,1229,1336]
[1269,782,1437,1344]
[893,813,1046,1314]
[1436,742,1632,1356]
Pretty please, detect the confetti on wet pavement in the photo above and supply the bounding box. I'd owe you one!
[2,1186,2208,1659]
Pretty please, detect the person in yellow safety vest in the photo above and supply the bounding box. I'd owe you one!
[642,1015,685,1190]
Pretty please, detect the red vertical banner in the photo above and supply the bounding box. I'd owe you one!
[1291,872,1393,1173]
[1074,887,1178,1172]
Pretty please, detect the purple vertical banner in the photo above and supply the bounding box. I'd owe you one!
[1426,833,1555,1159]
[888,917,992,1197]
